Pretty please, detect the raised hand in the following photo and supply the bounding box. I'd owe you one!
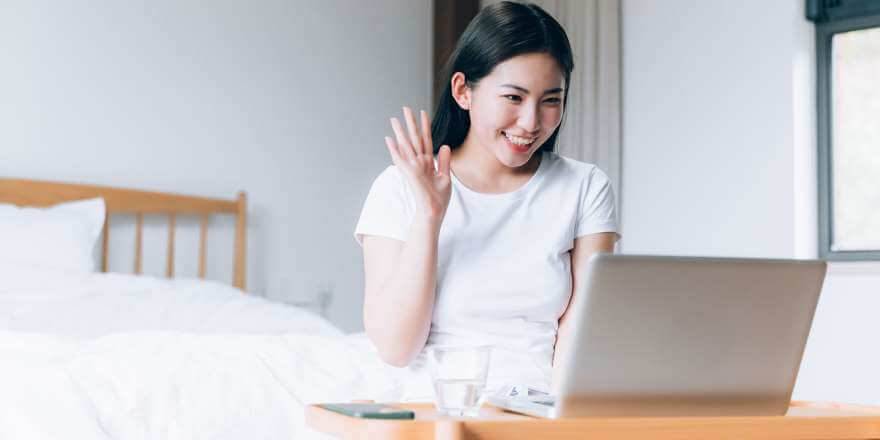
[385,107,452,222]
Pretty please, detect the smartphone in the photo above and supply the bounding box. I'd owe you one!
[318,403,415,420]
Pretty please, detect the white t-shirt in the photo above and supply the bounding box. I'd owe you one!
[355,152,618,393]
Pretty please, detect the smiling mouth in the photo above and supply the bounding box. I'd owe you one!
[503,131,537,146]
[503,131,536,152]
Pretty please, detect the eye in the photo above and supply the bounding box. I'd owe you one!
[544,97,561,104]
[503,95,522,103]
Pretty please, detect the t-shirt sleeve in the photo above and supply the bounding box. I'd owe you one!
[354,165,414,246]
[575,166,620,239]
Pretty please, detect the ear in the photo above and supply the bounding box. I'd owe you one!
[450,72,471,110]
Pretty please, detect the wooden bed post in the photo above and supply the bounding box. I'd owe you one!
[234,191,247,292]
[135,213,144,274]
[198,215,208,279]
[166,213,176,278]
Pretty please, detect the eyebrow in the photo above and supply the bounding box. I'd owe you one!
[500,84,564,95]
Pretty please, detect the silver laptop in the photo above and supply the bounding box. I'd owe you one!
[489,254,826,418]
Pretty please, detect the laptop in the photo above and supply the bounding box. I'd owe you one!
[489,254,826,418]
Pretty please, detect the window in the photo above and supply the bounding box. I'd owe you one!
[810,0,880,260]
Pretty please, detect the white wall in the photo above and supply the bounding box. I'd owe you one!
[622,0,880,404]
[0,0,432,332]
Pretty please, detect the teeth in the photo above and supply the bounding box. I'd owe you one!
[504,132,535,145]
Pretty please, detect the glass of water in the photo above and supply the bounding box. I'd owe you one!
[427,345,492,417]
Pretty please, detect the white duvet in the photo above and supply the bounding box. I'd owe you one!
[0,264,412,439]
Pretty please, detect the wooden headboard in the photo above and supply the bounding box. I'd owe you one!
[0,178,247,291]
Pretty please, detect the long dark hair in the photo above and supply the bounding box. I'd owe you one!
[431,1,573,154]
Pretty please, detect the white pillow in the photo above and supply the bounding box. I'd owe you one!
[0,198,106,273]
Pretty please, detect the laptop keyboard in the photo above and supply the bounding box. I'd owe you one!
[497,384,557,407]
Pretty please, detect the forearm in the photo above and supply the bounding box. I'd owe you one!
[364,217,441,367]
[550,232,617,391]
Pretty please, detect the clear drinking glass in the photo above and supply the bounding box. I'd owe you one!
[427,345,492,417]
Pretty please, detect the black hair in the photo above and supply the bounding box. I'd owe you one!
[431,1,574,154]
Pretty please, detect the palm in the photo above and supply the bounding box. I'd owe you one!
[385,107,452,219]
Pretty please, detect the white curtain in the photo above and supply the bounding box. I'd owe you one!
[480,0,622,205]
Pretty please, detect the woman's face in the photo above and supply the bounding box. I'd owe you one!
[456,52,565,168]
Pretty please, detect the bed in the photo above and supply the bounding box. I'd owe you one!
[0,178,406,440]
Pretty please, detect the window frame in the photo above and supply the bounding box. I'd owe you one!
[816,12,880,261]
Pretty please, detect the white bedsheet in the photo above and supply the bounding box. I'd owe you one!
[0,265,413,439]
[0,264,340,338]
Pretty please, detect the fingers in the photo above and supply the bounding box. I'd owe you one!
[420,110,433,154]
[390,117,415,162]
[402,107,423,155]
[437,145,451,177]
[384,136,403,166]
[389,107,436,172]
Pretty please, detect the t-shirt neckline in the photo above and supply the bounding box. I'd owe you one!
[449,152,548,200]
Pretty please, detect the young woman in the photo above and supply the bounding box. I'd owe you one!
[355,1,619,394]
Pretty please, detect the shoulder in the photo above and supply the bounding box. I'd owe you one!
[374,164,405,183]
[367,165,415,205]
[370,165,409,192]
[541,152,611,186]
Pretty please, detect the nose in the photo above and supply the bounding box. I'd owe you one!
[518,103,541,134]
